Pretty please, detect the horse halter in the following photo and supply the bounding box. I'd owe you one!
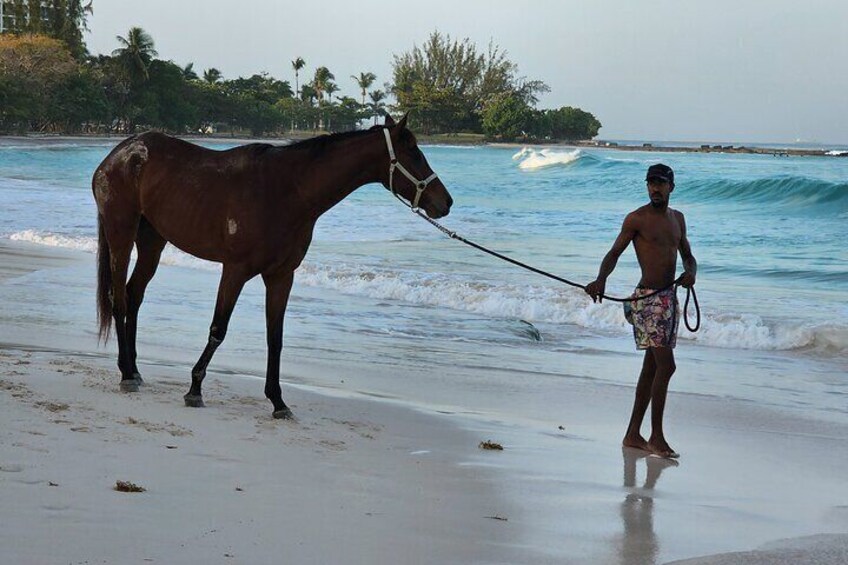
[383,128,439,210]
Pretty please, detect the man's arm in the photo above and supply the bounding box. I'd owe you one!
[585,213,637,303]
[676,211,697,288]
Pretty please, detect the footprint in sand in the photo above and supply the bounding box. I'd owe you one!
[0,463,25,473]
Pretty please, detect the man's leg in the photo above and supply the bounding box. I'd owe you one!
[623,349,656,450]
[648,346,678,457]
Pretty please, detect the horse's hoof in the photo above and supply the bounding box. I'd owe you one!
[132,373,145,385]
[120,380,140,393]
[184,394,205,408]
[272,407,294,420]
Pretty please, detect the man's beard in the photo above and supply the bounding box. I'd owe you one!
[650,199,666,208]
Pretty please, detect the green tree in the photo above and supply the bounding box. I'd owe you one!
[311,66,334,104]
[291,56,305,96]
[231,93,284,136]
[109,27,158,131]
[112,26,158,82]
[329,96,368,132]
[224,73,292,105]
[0,34,77,132]
[351,71,376,105]
[2,1,91,59]
[324,81,339,104]
[181,62,199,81]
[192,80,236,132]
[46,0,93,59]
[390,31,547,134]
[203,67,222,84]
[10,1,27,33]
[300,83,317,105]
[530,106,602,141]
[368,89,386,124]
[47,67,109,133]
[134,59,199,132]
[27,0,43,33]
[481,92,532,141]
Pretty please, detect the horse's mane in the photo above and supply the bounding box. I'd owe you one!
[283,126,385,154]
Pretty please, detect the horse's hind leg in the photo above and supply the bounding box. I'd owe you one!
[262,269,295,419]
[184,264,250,408]
[103,216,141,391]
[125,217,167,382]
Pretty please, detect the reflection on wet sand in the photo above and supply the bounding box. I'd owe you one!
[617,448,679,565]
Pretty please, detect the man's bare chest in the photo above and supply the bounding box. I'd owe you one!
[635,215,681,249]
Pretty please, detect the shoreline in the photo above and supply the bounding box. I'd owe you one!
[4,132,846,157]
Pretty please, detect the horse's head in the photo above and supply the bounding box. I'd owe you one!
[381,113,453,219]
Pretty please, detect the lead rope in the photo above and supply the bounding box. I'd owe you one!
[412,209,701,332]
[379,128,699,333]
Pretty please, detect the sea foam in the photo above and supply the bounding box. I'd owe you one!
[513,147,583,170]
[8,230,845,355]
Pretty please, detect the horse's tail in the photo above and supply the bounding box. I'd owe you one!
[97,213,113,343]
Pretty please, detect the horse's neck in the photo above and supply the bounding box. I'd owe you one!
[299,132,385,217]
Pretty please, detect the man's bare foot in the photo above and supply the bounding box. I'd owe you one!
[622,434,650,451]
[648,438,679,459]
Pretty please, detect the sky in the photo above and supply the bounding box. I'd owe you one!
[85,0,848,144]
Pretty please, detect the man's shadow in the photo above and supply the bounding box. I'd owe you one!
[617,448,679,565]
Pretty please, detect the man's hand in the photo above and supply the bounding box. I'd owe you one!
[677,272,696,288]
[585,279,606,303]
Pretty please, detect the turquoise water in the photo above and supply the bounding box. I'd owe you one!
[1,136,846,422]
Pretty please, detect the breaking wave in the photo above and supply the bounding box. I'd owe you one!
[513,147,584,170]
[7,230,846,355]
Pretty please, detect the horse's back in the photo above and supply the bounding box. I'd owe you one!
[94,132,286,263]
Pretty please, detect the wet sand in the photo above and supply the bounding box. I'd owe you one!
[1,240,847,564]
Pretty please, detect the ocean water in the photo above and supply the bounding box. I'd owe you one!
[0,136,846,425]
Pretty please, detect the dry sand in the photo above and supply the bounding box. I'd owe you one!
[0,347,523,565]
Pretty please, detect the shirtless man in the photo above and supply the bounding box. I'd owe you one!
[585,164,696,458]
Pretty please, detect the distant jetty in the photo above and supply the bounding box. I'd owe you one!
[576,140,847,158]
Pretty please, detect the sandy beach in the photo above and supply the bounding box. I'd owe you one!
[2,238,847,564]
[0,242,526,564]
[1,347,525,565]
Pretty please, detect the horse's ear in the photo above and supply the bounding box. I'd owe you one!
[384,114,396,127]
[397,112,409,130]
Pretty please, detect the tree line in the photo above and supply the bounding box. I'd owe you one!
[0,4,601,141]
[0,26,385,136]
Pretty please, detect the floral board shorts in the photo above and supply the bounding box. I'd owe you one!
[623,286,679,350]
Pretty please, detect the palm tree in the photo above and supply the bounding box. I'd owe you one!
[351,72,377,105]
[203,68,222,84]
[291,56,305,97]
[324,82,340,105]
[368,90,387,125]
[300,84,317,106]
[182,62,199,81]
[112,27,158,82]
[311,66,335,104]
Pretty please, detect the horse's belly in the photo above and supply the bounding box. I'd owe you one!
[142,197,226,263]
[166,236,224,263]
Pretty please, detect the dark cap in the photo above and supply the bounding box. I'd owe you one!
[646,163,674,184]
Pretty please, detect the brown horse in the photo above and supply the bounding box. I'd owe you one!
[92,114,452,419]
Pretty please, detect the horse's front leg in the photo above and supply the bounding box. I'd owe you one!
[184,264,250,408]
[262,269,295,419]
